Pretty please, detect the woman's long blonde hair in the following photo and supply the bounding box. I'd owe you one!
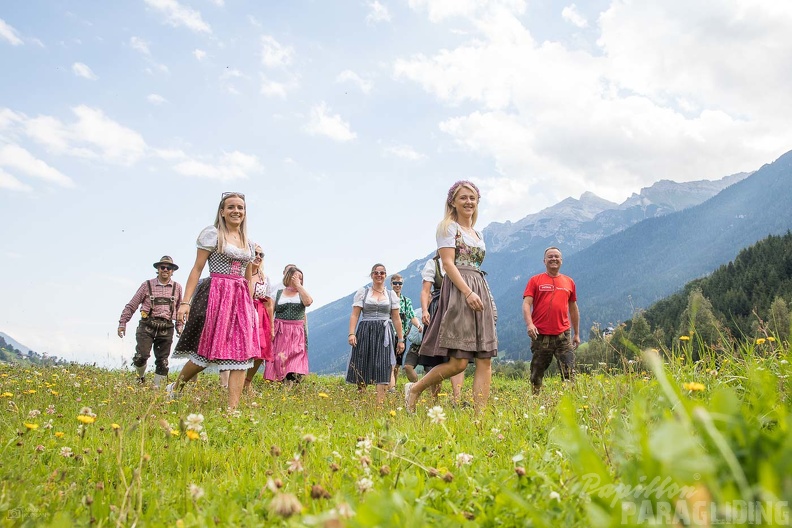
[214,192,249,253]
[437,181,480,239]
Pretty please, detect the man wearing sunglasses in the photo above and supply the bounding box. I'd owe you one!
[118,256,184,388]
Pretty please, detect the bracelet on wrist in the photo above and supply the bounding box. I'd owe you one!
[348,333,355,337]
[180,301,191,306]
[465,291,474,299]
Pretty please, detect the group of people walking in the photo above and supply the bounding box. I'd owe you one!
[119,183,582,411]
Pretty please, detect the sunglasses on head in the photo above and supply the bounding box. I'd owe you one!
[222,191,246,200]
[159,266,174,271]
[391,281,403,286]
[372,271,387,276]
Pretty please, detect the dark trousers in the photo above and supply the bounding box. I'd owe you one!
[132,320,174,376]
[530,330,575,391]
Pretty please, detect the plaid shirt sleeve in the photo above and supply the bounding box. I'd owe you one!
[119,281,148,327]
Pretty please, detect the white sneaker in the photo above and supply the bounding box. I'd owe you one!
[166,382,178,400]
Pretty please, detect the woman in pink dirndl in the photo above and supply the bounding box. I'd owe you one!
[243,244,274,391]
[264,266,313,386]
[170,192,260,409]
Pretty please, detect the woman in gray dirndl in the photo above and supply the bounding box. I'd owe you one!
[406,181,497,413]
[346,264,405,404]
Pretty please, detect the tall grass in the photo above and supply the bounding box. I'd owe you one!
[0,338,790,526]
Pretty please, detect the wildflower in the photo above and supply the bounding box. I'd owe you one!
[79,406,95,417]
[302,433,316,443]
[50,390,59,396]
[28,409,41,418]
[55,431,65,438]
[188,484,204,501]
[287,454,303,473]
[24,422,39,430]
[185,413,204,432]
[442,472,454,482]
[549,491,561,501]
[269,493,303,518]
[1,392,13,398]
[77,415,96,424]
[515,466,526,477]
[43,419,53,430]
[767,337,776,342]
[427,406,446,424]
[756,338,766,345]
[679,336,691,341]
[111,423,120,430]
[456,453,474,467]
[46,405,55,414]
[310,484,331,499]
[356,477,374,493]
[199,431,208,442]
[186,430,200,441]
[683,382,706,392]
[60,447,73,458]
[170,429,180,437]
[34,444,45,452]
[318,392,329,398]
[270,445,282,457]
[389,410,396,417]
[379,465,391,476]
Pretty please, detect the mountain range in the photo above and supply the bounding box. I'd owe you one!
[308,150,789,373]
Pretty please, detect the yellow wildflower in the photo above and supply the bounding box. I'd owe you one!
[756,338,766,345]
[389,410,396,417]
[767,336,776,342]
[1,392,13,398]
[679,336,691,341]
[24,423,39,430]
[186,430,200,441]
[55,432,65,438]
[77,415,96,424]
[170,429,180,437]
[50,390,59,396]
[111,423,121,430]
[683,382,706,392]
[318,392,329,398]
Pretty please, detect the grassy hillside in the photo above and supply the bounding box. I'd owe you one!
[1,337,790,526]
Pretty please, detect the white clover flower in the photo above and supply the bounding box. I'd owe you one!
[28,409,41,418]
[456,453,474,467]
[356,436,373,454]
[549,491,561,501]
[60,447,73,458]
[427,406,446,424]
[356,477,374,493]
[185,413,204,432]
[189,484,204,500]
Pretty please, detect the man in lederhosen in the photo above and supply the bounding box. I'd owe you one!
[118,256,184,387]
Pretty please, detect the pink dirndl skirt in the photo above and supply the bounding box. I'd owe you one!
[264,318,308,381]
[195,273,259,365]
[253,298,273,361]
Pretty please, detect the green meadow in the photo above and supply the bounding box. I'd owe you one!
[1,339,791,527]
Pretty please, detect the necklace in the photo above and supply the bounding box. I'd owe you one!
[372,288,385,294]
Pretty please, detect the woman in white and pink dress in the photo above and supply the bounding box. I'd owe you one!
[244,245,274,391]
[170,192,260,409]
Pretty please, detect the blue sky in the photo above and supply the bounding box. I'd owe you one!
[2,0,791,366]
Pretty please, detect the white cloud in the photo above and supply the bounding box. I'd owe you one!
[147,94,167,105]
[366,1,391,24]
[336,70,373,94]
[384,143,427,161]
[208,0,225,6]
[407,0,526,23]
[0,18,23,46]
[72,62,98,80]
[173,151,263,180]
[0,167,33,191]
[24,105,148,165]
[304,103,357,142]
[0,144,75,187]
[260,75,289,98]
[395,1,792,214]
[261,35,294,68]
[561,4,588,28]
[144,0,212,34]
[129,36,151,55]
[193,48,206,60]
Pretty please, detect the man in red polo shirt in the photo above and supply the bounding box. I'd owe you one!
[522,247,580,394]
